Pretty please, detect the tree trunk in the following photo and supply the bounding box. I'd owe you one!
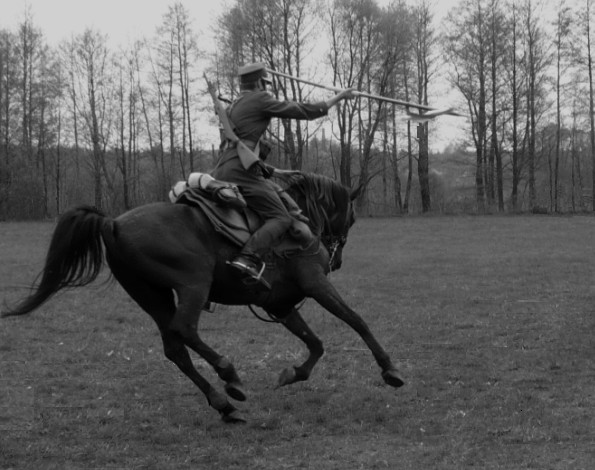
[418,123,431,212]
[587,2,595,211]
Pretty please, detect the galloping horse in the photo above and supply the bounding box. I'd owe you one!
[2,172,403,422]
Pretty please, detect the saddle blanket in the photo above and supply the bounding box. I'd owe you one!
[175,187,318,258]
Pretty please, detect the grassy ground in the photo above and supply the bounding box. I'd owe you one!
[1,215,594,469]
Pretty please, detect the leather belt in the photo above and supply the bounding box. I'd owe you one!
[221,139,258,151]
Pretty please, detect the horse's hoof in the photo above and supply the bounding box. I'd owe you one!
[225,382,247,402]
[382,369,405,388]
[277,367,297,387]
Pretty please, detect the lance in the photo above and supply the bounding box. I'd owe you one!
[266,68,463,118]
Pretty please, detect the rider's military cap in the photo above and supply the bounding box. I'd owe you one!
[238,62,272,84]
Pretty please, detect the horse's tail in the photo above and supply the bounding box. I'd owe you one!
[2,205,109,317]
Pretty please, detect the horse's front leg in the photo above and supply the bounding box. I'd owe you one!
[270,307,324,387]
[299,268,404,388]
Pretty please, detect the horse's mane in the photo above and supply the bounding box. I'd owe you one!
[284,172,351,237]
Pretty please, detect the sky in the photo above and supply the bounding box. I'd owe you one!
[0,0,468,150]
[0,0,583,154]
[0,0,227,47]
[0,0,457,48]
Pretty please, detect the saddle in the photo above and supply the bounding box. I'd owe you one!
[174,186,318,258]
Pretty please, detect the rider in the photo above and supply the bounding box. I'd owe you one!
[211,62,354,281]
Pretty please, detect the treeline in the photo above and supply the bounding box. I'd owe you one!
[1,0,595,220]
[0,3,216,220]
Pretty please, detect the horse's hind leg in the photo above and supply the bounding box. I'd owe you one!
[274,307,325,387]
[159,328,244,422]
[170,285,247,405]
[111,272,244,422]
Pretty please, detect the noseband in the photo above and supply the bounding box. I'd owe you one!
[322,234,347,269]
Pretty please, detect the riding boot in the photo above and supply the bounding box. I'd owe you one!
[229,216,292,284]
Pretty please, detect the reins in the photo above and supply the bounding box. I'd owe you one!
[248,304,281,323]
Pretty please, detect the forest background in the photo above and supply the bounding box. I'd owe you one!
[1,0,594,219]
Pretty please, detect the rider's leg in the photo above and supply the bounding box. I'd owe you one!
[230,183,292,279]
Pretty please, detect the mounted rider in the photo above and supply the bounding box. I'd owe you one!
[211,62,354,282]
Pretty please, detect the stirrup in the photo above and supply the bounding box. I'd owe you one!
[227,258,271,289]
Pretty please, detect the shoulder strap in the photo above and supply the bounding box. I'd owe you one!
[203,75,260,170]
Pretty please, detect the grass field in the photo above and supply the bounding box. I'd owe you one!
[1,215,594,469]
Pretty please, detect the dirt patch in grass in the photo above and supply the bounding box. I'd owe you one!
[1,215,594,469]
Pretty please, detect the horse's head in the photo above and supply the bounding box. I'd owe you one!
[286,173,363,271]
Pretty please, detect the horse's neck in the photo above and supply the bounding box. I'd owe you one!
[294,192,332,238]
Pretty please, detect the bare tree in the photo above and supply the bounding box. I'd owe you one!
[115,50,132,209]
[166,3,200,174]
[70,29,113,210]
[552,2,571,212]
[413,0,437,213]
[17,9,42,167]
[523,0,543,209]
[155,20,179,181]
[51,61,65,215]
[35,45,54,217]
[588,0,595,211]
[445,0,489,212]
[487,0,508,211]
[575,0,595,210]
[0,30,17,218]
[328,0,379,187]
[506,0,523,211]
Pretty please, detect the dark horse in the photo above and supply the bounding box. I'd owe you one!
[2,173,403,422]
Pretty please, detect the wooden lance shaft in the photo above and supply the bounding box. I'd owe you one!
[266,68,438,112]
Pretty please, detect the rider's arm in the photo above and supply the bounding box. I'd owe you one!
[325,88,355,109]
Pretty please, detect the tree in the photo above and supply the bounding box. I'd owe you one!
[328,0,363,186]
[552,2,572,212]
[264,0,319,171]
[166,3,200,174]
[412,0,437,213]
[114,46,140,210]
[0,29,18,218]
[328,0,399,196]
[144,3,202,197]
[17,10,43,166]
[70,29,114,210]
[445,0,490,212]
[522,0,550,210]
[506,0,522,211]
[383,1,414,214]
[575,0,595,211]
[35,45,59,218]
[488,0,507,211]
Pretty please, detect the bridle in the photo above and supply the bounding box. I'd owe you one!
[322,234,347,270]
[321,194,353,271]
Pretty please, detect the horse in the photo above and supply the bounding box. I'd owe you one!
[2,172,404,423]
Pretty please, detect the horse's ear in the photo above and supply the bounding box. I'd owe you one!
[350,184,364,201]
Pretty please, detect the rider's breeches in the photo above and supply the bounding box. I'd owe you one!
[212,155,293,256]
[240,183,292,256]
